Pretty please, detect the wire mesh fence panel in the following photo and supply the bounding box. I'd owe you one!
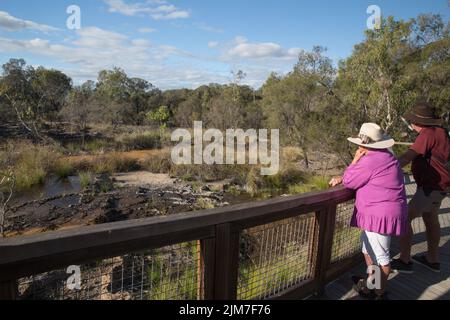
[330,200,361,264]
[438,196,450,228]
[237,213,316,300]
[17,241,202,300]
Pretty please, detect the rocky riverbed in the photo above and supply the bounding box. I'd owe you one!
[5,173,250,237]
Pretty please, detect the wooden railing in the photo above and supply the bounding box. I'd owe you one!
[0,186,359,300]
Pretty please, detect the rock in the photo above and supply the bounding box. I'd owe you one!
[94,209,123,224]
[136,187,150,197]
[8,180,242,236]
[47,211,59,221]
[201,185,211,192]
[101,196,116,209]
[162,192,183,201]
[94,174,114,193]
[79,194,94,205]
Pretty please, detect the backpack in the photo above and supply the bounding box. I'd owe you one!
[431,155,450,174]
[428,127,450,174]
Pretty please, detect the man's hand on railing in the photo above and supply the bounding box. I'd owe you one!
[329,176,343,187]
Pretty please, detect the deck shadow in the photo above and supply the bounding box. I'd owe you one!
[324,225,450,300]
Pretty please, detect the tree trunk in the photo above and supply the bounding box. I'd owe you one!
[303,147,310,169]
[0,208,4,237]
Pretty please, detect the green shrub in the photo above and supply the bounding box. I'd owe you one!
[53,160,74,179]
[115,131,162,151]
[169,164,250,183]
[84,139,110,153]
[65,143,81,154]
[64,139,111,155]
[246,167,307,196]
[287,175,331,195]
[195,197,215,210]
[288,184,314,194]
[79,171,94,189]
[1,142,60,191]
[308,175,330,191]
[88,153,141,174]
[142,153,173,173]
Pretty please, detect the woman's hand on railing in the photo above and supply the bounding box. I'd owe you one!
[329,176,343,187]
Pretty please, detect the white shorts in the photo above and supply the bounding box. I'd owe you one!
[361,231,391,266]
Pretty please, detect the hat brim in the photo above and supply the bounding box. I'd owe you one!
[347,136,395,149]
[404,113,443,126]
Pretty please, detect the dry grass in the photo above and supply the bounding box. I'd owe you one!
[114,130,163,151]
[0,141,72,191]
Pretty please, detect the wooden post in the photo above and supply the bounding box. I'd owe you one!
[309,209,324,288]
[197,240,201,300]
[0,280,17,300]
[197,238,215,300]
[213,223,240,300]
[312,204,337,297]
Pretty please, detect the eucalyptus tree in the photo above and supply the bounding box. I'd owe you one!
[0,59,43,139]
[336,14,449,137]
[31,67,72,121]
[261,47,335,168]
[0,169,15,237]
[60,80,96,146]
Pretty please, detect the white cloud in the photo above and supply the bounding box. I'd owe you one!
[224,37,301,60]
[138,27,157,33]
[234,36,248,44]
[229,42,284,58]
[131,39,152,46]
[0,11,59,33]
[208,41,219,48]
[0,23,302,90]
[0,26,220,89]
[151,10,190,20]
[194,22,224,34]
[104,0,190,20]
[104,0,145,16]
[73,27,128,48]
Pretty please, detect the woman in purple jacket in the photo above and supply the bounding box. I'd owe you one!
[329,123,408,300]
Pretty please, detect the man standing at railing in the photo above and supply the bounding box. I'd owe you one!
[391,102,450,274]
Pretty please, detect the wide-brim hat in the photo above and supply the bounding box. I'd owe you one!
[404,102,443,126]
[347,123,395,149]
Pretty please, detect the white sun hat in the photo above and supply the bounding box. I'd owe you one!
[347,123,395,149]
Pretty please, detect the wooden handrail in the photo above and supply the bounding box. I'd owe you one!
[0,186,355,300]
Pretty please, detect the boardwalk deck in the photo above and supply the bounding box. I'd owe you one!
[1,176,447,300]
[318,178,450,300]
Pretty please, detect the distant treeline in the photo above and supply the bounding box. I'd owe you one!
[0,14,448,163]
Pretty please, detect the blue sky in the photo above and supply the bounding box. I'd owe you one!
[0,0,448,89]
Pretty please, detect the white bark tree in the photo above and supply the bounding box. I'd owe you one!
[0,169,15,237]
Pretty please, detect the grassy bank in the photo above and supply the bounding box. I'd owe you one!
[1,139,333,198]
[0,141,69,192]
[64,127,172,155]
